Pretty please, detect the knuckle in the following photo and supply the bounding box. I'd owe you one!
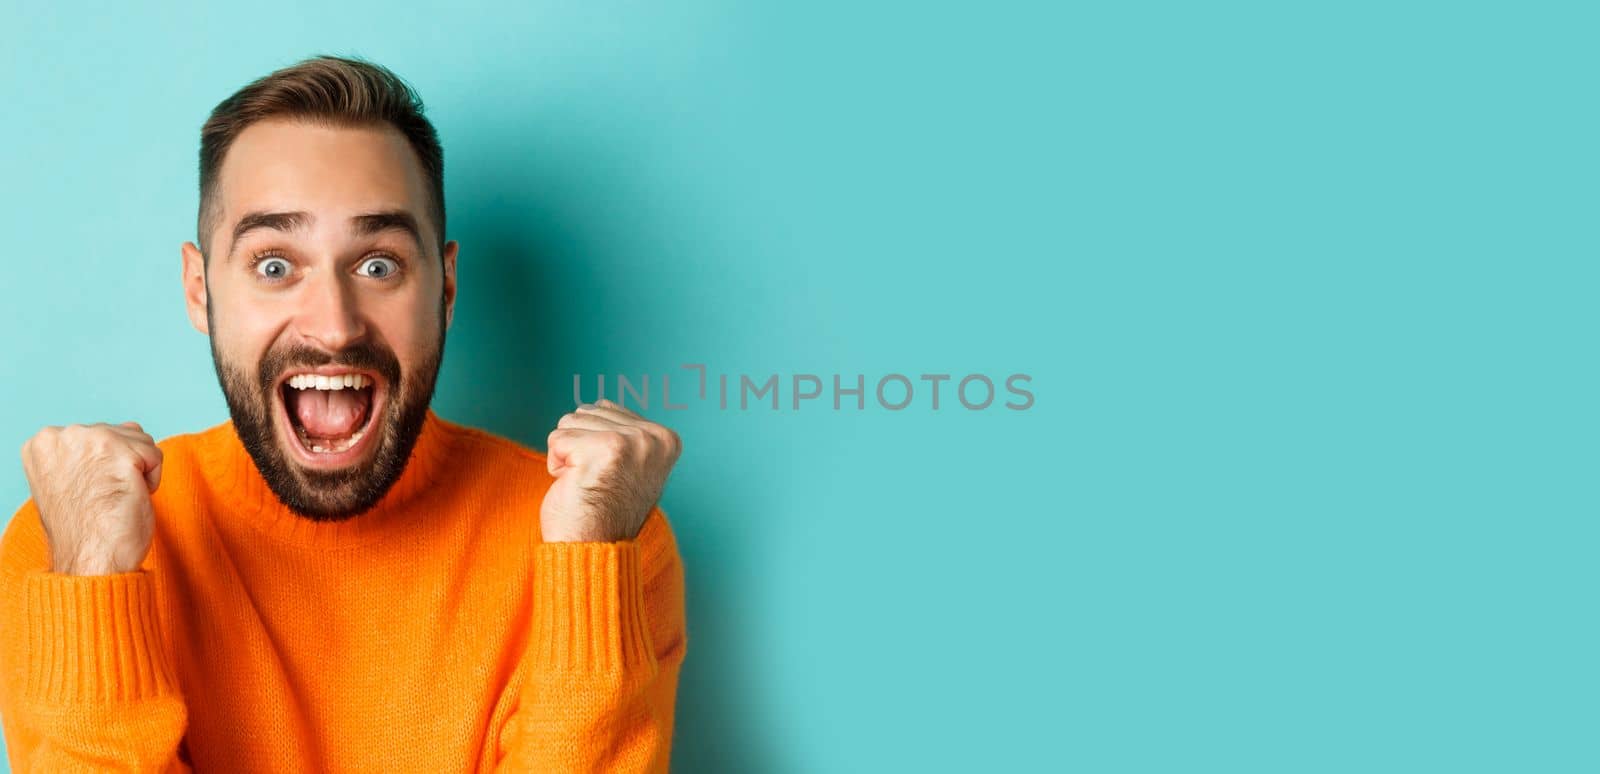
[644,423,680,453]
[88,431,117,454]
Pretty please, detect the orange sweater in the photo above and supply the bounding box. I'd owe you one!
[0,410,687,772]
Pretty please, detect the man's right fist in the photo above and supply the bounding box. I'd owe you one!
[20,422,163,576]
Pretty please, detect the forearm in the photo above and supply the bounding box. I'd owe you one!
[497,508,688,772]
[1,500,191,773]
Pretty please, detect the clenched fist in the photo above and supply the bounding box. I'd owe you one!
[543,399,682,543]
[20,422,163,575]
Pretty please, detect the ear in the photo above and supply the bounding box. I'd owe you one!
[181,242,210,335]
[442,240,459,331]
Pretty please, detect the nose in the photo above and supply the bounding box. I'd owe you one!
[292,268,368,351]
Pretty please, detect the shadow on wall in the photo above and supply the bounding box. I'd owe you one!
[435,114,783,773]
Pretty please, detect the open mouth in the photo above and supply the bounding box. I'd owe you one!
[274,368,386,466]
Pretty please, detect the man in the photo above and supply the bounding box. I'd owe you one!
[0,56,687,772]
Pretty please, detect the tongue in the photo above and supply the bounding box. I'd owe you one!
[295,389,368,438]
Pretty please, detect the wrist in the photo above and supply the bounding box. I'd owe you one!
[541,527,628,543]
[51,559,125,576]
[541,506,652,543]
[51,547,139,576]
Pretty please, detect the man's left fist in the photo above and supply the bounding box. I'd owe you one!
[542,399,683,543]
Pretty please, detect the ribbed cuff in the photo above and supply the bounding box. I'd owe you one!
[24,570,180,703]
[531,540,655,673]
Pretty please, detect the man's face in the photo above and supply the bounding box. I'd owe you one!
[181,118,458,521]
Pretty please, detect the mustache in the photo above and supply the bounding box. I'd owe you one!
[256,341,402,393]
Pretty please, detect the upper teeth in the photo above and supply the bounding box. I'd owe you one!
[287,373,371,390]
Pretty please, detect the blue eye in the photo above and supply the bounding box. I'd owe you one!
[256,257,291,280]
[359,256,399,279]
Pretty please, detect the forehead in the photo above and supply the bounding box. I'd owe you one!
[214,118,435,246]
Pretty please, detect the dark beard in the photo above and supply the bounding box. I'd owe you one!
[208,322,445,522]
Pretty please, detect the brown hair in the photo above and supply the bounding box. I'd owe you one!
[197,55,445,258]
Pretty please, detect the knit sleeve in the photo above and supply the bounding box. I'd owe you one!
[0,500,192,773]
[495,504,688,773]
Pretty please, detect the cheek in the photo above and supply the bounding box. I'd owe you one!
[365,299,442,367]
[218,306,288,365]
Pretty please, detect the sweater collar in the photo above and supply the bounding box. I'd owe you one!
[201,408,457,547]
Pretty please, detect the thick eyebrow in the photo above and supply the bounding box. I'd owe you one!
[352,210,424,252]
[229,211,310,257]
[226,209,425,258]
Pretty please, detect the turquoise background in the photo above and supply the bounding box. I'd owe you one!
[1,1,1594,771]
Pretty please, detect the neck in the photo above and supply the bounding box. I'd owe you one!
[201,408,456,547]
